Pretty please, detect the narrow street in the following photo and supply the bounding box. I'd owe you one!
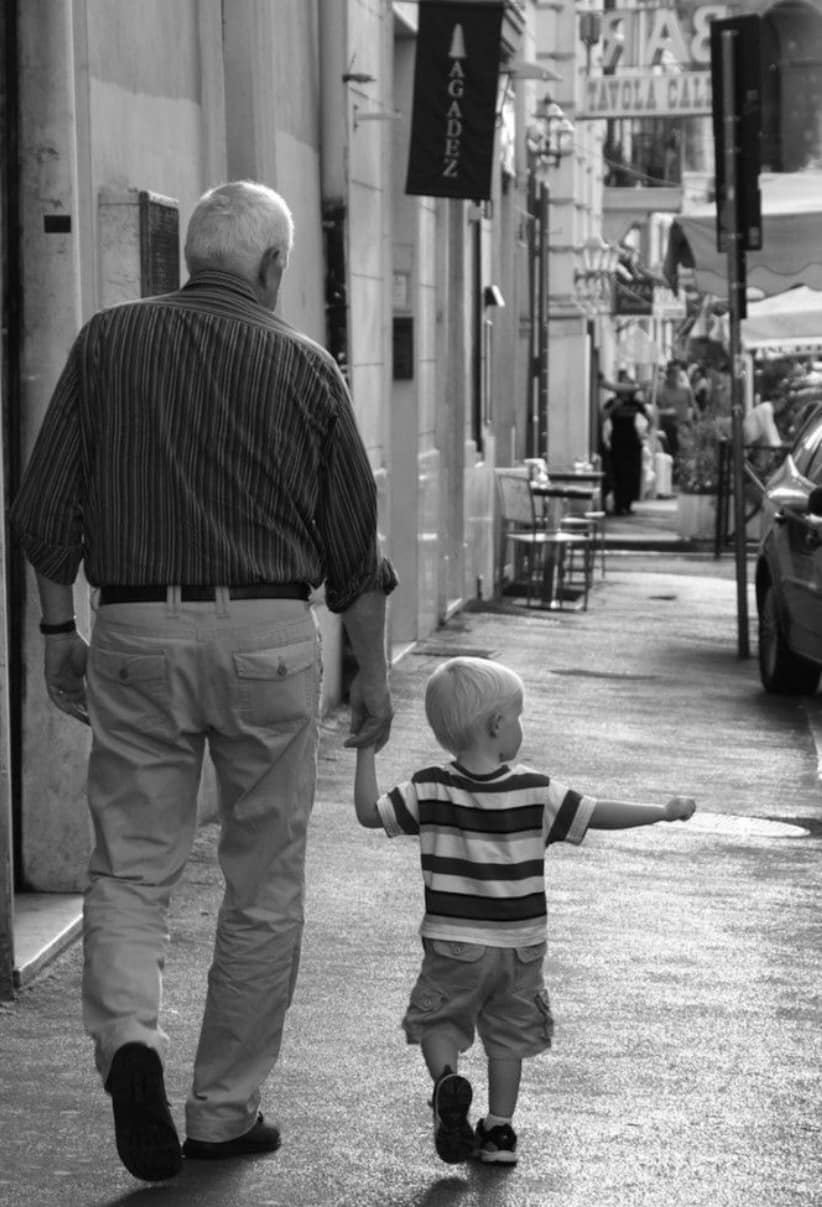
[2,551,821,1207]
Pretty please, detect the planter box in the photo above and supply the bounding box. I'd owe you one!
[677,491,717,541]
[677,491,764,543]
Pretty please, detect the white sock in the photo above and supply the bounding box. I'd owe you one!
[485,1113,512,1131]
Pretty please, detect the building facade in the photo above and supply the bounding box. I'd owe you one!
[0,0,625,991]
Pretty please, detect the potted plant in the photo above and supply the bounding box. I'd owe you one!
[676,413,726,540]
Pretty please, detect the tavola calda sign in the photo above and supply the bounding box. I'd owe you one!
[405,0,504,201]
[578,3,725,118]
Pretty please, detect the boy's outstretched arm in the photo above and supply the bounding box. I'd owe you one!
[590,796,696,829]
[354,746,383,828]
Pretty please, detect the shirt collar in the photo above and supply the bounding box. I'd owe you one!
[452,761,510,782]
[183,269,262,304]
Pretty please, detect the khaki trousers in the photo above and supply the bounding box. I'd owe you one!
[83,591,321,1142]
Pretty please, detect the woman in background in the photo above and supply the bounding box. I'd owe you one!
[603,374,649,516]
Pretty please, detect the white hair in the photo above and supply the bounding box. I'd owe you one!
[424,657,524,756]
[184,180,294,276]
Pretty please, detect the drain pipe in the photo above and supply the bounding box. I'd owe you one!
[317,0,350,374]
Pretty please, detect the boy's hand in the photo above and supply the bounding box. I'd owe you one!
[664,796,696,822]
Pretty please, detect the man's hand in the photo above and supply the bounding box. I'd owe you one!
[344,671,393,752]
[44,632,89,725]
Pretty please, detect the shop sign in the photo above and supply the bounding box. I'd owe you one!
[405,0,504,201]
[653,286,687,321]
[599,5,728,71]
[615,276,655,316]
[581,70,711,118]
[578,3,726,119]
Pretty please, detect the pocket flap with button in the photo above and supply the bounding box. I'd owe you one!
[233,639,316,681]
[515,941,547,964]
[431,940,485,963]
[92,648,166,684]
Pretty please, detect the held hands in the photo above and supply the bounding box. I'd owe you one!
[44,632,90,725]
[664,796,696,822]
[343,669,393,753]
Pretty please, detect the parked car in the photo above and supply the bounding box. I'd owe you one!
[756,401,822,694]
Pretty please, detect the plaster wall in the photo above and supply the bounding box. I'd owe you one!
[18,2,90,890]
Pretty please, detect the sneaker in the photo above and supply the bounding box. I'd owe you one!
[432,1067,474,1164]
[475,1119,518,1165]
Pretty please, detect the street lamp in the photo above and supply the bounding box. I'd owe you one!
[524,96,574,461]
[574,235,621,313]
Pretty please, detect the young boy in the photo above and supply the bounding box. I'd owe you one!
[351,656,695,1167]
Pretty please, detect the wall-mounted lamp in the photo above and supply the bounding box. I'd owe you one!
[353,105,401,131]
[505,59,563,84]
[483,284,506,308]
[579,11,602,71]
[526,96,574,170]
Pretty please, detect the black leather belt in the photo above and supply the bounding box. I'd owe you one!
[98,583,309,605]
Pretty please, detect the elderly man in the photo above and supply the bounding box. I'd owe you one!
[11,180,396,1181]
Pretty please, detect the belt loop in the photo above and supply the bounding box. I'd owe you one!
[216,586,230,618]
[167,586,181,617]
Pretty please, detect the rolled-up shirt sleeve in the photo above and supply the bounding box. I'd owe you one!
[10,340,86,585]
[318,366,398,613]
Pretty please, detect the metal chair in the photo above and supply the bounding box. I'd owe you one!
[495,469,589,608]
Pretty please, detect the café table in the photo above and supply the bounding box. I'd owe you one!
[528,480,598,607]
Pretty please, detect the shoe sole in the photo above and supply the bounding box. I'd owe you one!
[434,1074,474,1164]
[182,1132,281,1159]
[479,1148,518,1165]
[108,1049,182,1182]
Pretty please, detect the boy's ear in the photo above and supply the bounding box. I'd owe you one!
[487,711,502,737]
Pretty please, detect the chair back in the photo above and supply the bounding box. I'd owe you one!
[495,469,538,530]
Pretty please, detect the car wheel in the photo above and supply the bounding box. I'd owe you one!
[758,582,821,694]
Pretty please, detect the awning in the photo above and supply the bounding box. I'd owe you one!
[677,172,822,297]
[742,285,822,354]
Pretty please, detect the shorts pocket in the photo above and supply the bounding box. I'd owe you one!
[233,637,318,726]
[535,987,555,1045]
[431,940,486,963]
[407,977,447,1017]
[515,941,547,964]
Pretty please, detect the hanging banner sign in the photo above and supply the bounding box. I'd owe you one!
[579,70,712,119]
[615,276,655,316]
[405,0,504,201]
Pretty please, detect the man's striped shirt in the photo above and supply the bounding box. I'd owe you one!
[11,271,396,612]
[377,761,596,946]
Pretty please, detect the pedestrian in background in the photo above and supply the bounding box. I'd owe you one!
[351,656,695,1167]
[603,373,650,515]
[11,179,396,1183]
[656,360,695,477]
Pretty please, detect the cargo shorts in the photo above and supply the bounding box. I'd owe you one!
[402,938,555,1060]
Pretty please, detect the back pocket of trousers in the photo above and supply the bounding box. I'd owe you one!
[233,638,317,727]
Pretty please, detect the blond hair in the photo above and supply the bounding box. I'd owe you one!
[424,657,524,756]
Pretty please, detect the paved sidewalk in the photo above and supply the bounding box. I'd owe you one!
[2,554,822,1207]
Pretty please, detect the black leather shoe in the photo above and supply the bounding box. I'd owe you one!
[105,1043,182,1182]
[182,1113,281,1160]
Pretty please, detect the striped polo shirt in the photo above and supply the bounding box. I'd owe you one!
[377,761,596,947]
[11,271,395,612]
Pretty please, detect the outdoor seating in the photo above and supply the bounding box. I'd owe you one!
[495,468,591,609]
